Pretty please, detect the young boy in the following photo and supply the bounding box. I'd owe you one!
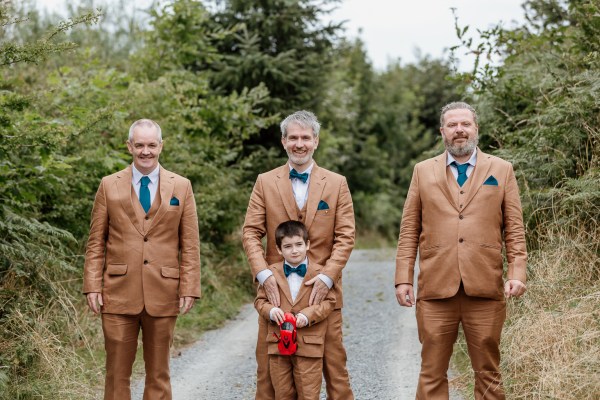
[254,221,336,400]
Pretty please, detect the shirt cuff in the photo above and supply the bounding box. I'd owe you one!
[317,273,333,289]
[257,269,273,285]
[297,313,308,327]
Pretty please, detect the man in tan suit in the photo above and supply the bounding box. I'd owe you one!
[395,102,527,399]
[243,110,355,399]
[83,119,201,400]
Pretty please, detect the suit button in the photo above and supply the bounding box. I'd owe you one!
[144,260,149,264]
[459,238,464,243]
[459,215,464,220]
[144,237,148,242]
[145,216,149,220]
[460,191,464,194]
[459,204,463,208]
[299,215,303,220]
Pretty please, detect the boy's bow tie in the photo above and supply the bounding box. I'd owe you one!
[284,263,307,277]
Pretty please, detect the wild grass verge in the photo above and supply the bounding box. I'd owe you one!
[451,222,600,399]
[0,244,254,400]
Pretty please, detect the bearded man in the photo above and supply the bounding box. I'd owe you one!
[395,102,527,399]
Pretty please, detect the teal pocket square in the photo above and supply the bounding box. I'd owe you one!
[317,200,329,210]
[170,197,180,206]
[483,176,498,186]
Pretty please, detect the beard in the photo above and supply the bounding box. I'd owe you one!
[444,134,479,158]
[286,148,314,167]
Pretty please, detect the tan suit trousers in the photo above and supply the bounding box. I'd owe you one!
[102,310,177,400]
[269,354,322,400]
[415,286,506,400]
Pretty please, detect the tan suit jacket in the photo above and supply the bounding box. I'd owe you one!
[396,149,527,300]
[255,260,336,358]
[243,162,355,308]
[83,165,201,316]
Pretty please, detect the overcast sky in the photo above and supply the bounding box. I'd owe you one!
[39,0,528,70]
[329,0,527,70]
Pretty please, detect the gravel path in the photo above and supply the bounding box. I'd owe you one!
[133,249,463,399]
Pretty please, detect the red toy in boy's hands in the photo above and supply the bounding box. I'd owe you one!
[274,312,297,355]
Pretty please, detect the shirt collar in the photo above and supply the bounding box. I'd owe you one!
[288,162,314,175]
[132,163,160,184]
[446,149,477,167]
[285,256,308,268]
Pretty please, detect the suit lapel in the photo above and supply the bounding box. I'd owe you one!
[462,148,492,210]
[147,166,175,234]
[273,264,293,306]
[304,163,326,231]
[433,152,460,212]
[275,164,298,220]
[116,166,144,235]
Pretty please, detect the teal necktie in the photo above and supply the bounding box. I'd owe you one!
[140,176,151,213]
[451,161,469,187]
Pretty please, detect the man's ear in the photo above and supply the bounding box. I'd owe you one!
[276,246,283,256]
[306,240,310,251]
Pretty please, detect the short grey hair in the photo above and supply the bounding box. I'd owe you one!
[440,102,478,127]
[128,119,162,142]
[280,110,321,138]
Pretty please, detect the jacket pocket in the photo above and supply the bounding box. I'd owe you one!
[107,263,127,275]
[161,267,180,279]
[303,335,324,345]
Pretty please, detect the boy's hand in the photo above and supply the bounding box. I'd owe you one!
[296,313,308,328]
[270,307,285,324]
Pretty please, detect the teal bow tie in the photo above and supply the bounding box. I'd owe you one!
[289,169,309,183]
[451,161,469,187]
[284,263,307,278]
[139,176,151,213]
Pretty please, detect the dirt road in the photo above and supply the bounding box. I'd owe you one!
[132,249,463,399]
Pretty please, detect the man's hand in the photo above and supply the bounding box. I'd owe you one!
[86,292,103,314]
[179,296,196,314]
[270,307,285,324]
[305,277,330,306]
[504,280,526,298]
[396,284,415,307]
[263,275,281,307]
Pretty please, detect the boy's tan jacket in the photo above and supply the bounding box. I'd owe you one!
[255,261,336,358]
[396,149,527,300]
[83,166,201,316]
[243,162,355,309]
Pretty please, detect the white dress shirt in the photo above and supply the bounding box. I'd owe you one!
[132,164,160,206]
[447,150,477,179]
[289,162,314,209]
